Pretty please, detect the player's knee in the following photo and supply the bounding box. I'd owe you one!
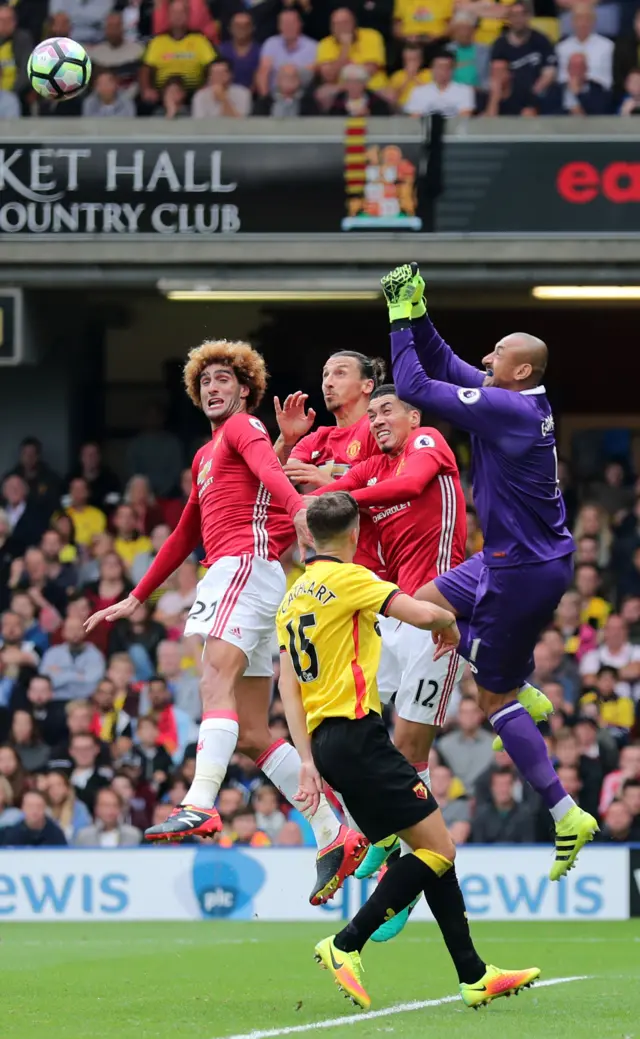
[427,835,456,867]
[415,836,456,871]
[203,638,246,681]
[198,670,235,712]
[236,726,272,760]
[200,650,244,708]
[477,687,517,718]
[428,805,456,865]
[394,725,433,767]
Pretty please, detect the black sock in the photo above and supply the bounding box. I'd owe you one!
[334,852,485,986]
[422,866,485,985]
[334,853,427,954]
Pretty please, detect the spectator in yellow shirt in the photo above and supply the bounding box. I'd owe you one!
[140,0,216,107]
[0,5,32,98]
[580,667,635,731]
[388,42,432,106]
[575,563,612,630]
[394,0,454,42]
[454,0,517,46]
[316,7,387,91]
[112,503,153,573]
[66,478,107,548]
[53,513,79,565]
[465,505,484,556]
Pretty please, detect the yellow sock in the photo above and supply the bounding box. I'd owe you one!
[414,848,453,877]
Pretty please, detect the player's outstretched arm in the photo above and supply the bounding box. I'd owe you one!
[228,415,313,554]
[230,415,305,518]
[283,459,335,490]
[411,313,485,389]
[382,263,484,388]
[349,451,442,507]
[303,459,371,498]
[387,593,460,661]
[306,450,438,508]
[273,391,316,464]
[278,651,323,815]
[84,497,202,633]
[391,324,532,447]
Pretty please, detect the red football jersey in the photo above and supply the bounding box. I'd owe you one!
[291,413,382,572]
[328,427,466,595]
[192,413,298,566]
[291,413,377,473]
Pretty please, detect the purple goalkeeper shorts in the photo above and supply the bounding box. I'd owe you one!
[434,552,574,694]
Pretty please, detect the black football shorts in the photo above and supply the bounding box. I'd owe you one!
[311,712,437,844]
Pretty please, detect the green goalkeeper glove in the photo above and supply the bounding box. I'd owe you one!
[381,263,426,323]
[411,269,426,320]
[380,263,418,322]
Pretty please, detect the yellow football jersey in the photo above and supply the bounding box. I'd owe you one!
[276,556,401,734]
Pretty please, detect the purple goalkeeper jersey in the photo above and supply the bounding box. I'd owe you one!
[391,317,575,568]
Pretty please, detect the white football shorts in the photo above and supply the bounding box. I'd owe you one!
[184,554,286,678]
[377,614,464,725]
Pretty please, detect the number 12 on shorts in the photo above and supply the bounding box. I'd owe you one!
[413,678,439,707]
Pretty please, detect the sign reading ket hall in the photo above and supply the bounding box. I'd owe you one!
[0,129,423,237]
[0,144,242,235]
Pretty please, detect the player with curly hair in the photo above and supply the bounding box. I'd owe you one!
[85,341,368,900]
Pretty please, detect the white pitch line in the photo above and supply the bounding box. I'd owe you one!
[403,937,639,945]
[215,975,591,1039]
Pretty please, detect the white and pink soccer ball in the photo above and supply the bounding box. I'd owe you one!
[28,37,92,101]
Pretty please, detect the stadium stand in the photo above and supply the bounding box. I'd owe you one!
[1,417,639,849]
[3,0,640,118]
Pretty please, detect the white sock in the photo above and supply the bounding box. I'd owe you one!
[550,794,576,822]
[185,711,239,808]
[258,739,341,850]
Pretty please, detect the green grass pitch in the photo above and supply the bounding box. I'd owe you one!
[1,920,638,1039]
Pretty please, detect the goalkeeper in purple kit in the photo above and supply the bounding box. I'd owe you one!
[382,263,598,880]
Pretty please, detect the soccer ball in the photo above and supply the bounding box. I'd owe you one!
[28,37,92,101]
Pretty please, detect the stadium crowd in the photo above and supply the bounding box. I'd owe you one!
[1,0,640,118]
[0,420,639,850]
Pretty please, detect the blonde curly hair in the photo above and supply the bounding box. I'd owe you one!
[183,340,268,413]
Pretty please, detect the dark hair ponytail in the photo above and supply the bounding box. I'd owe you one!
[329,351,387,389]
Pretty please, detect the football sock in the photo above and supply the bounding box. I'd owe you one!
[256,738,341,849]
[420,862,486,984]
[185,710,239,808]
[490,702,576,818]
[334,852,430,953]
[334,848,485,983]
